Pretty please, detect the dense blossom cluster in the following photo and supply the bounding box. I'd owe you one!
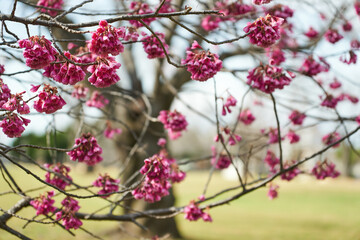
[247,64,294,93]
[266,47,285,65]
[311,160,340,180]
[222,94,237,116]
[322,132,341,148]
[0,80,11,108]
[55,197,82,230]
[184,201,212,222]
[158,110,188,140]
[33,85,66,114]
[37,0,63,16]
[181,41,222,81]
[30,191,56,215]
[0,113,30,138]
[129,1,155,28]
[43,52,85,85]
[86,91,109,108]
[288,110,306,125]
[243,14,284,48]
[93,174,120,198]
[44,163,72,190]
[87,58,121,88]
[3,92,30,114]
[67,133,103,165]
[18,36,57,69]
[299,56,329,76]
[88,20,125,57]
[141,32,169,59]
[324,29,343,44]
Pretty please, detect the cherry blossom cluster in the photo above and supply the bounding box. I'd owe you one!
[181,41,222,82]
[247,64,294,93]
[158,110,188,140]
[253,0,272,5]
[129,1,155,28]
[267,184,279,200]
[320,94,339,109]
[243,14,284,48]
[281,161,301,181]
[264,150,279,174]
[141,32,169,59]
[92,174,120,198]
[266,4,294,22]
[157,0,175,13]
[162,153,186,183]
[44,163,72,190]
[311,160,340,180]
[355,1,360,16]
[87,57,121,88]
[184,201,212,222]
[43,52,85,85]
[0,79,11,108]
[104,121,122,139]
[286,130,300,144]
[71,84,89,99]
[0,113,31,138]
[340,51,357,65]
[304,27,318,39]
[238,109,256,125]
[222,94,237,116]
[289,110,306,125]
[266,47,285,65]
[267,127,281,144]
[324,29,343,44]
[37,0,63,17]
[299,56,329,76]
[18,36,58,69]
[67,133,103,165]
[33,84,66,114]
[30,191,56,215]
[2,92,30,114]
[322,132,341,148]
[86,91,109,108]
[88,20,125,57]
[55,197,82,230]
[211,146,231,169]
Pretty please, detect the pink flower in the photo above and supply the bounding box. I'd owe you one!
[18,36,57,69]
[268,127,281,144]
[324,29,343,44]
[329,79,342,89]
[253,0,272,5]
[311,160,340,180]
[304,27,318,39]
[30,191,56,215]
[88,20,125,57]
[286,130,300,144]
[211,146,231,169]
[238,109,256,125]
[264,150,279,173]
[299,56,329,76]
[104,121,122,139]
[37,0,63,17]
[0,80,11,108]
[356,115,360,125]
[2,92,30,114]
[320,94,339,109]
[342,21,352,32]
[222,95,237,116]
[181,41,222,82]
[322,132,341,148]
[43,52,85,85]
[129,1,155,28]
[141,32,169,59]
[266,4,294,22]
[340,51,357,65]
[132,179,171,203]
[201,16,221,31]
[87,57,121,88]
[33,85,66,114]
[67,133,103,165]
[44,163,72,190]
[267,184,279,200]
[281,161,301,181]
[243,14,284,48]
[157,138,167,147]
[355,1,360,16]
[123,27,140,41]
[71,84,89,99]
[184,201,212,222]
[157,0,175,13]
[158,110,188,140]
[247,64,294,93]
[0,64,4,74]
[351,39,360,49]
[0,113,30,138]
[55,197,82,230]
[266,47,285,65]
[221,127,242,146]
[93,173,120,198]
[86,91,109,108]
[216,1,254,20]
[288,110,306,125]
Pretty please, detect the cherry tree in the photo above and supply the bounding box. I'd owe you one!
[0,0,360,239]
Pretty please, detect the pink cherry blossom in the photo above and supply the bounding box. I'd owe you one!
[30,191,56,215]
[0,113,30,138]
[311,160,340,180]
[44,163,72,190]
[267,184,279,200]
[355,1,360,16]
[340,51,357,65]
[322,132,341,148]
[157,138,167,147]
[342,21,352,32]
[247,64,294,93]
[286,130,300,144]
[266,47,285,65]
[129,1,155,28]
[142,32,169,59]
[320,94,339,109]
[266,4,294,22]
[87,57,121,88]
[71,84,89,99]
[33,84,66,114]
[222,94,237,116]
[238,109,256,125]
[43,52,85,85]
[216,1,254,21]
[88,20,125,57]
[0,64,4,74]
[304,27,318,39]
[0,79,11,108]
[158,110,188,140]
[281,161,301,181]
[184,201,212,222]
[211,146,231,169]
[93,173,120,198]
[201,16,221,31]
[18,36,57,69]
[329,79,342,89]
[299,56,329,76]
[351,39,360,49]
[2,92,30,114]
[123,27,140,41]
[55,197,82,230]
[264,150,279,173]
[324,29,343,44]
[289,110,306,125]
[67,133,103,165]
[86,91,109,108]
[243,14,284,48]
[157,0,175,13]
[104,121,122,139]
[253,0,272,5]
[37,0,63,17]
[181,41,222,82]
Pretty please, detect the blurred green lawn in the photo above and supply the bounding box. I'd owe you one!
[1,165,360,240]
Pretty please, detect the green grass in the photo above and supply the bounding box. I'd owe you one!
[1,165,360,240]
